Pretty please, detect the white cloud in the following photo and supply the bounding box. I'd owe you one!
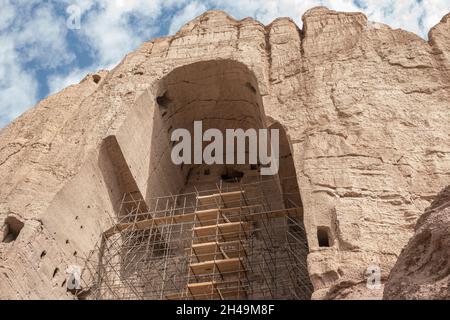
[0,0,75,127]
[0,0,15,31]
[0,36,38,127]
[355,0,425,36]
[44,0,186,94]
[14,4,74,68]
[169,1,208,34]
[422,0,450,32]
[75,0,173,68]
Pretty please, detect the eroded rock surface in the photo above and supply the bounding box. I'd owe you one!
[384,186,450,300]
[1,7,450,299]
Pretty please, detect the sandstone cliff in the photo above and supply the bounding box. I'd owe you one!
[384,185,450,300]
[1,7,450,299]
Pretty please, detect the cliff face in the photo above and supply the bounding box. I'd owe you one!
[384,186,450,300]
[1,7,450,299]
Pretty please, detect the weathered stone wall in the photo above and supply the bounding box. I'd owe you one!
[1,7,450,299]
[383,185,450,300]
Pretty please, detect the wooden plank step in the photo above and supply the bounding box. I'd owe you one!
[197,191,244,208]
[194,209,245,226]
[191,241,246,262]
[187,281,247,300]
[190,258,245,277]
[194,222,250,242]
[165,293,183,300]
[194,209,222,226]
[187,282,221,300]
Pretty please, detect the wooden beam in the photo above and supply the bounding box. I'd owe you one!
[190,258,245,277]
[103,207,300,238]
[187,281,220,300]
[165,293,183,300]
[197,191,244,208]
[187,281,246,300]
[194,222,250,242]
[191,241,246,262]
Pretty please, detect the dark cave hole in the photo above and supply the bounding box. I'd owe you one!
[156,92,172,108]
[317,227,331,247]
[2,216,24,243]
[92,74,101,84]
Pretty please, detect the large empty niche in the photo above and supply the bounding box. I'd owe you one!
[149,60,313,296]
[151,61,307,209]
[147,60,268,197]
[96,60,315,300]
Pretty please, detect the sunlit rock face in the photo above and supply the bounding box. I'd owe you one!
[1,7,450,300]
[384,186,450,300]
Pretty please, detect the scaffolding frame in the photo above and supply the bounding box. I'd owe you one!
[81,177,313,300]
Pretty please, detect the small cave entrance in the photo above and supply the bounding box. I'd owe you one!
[317,226,332,248]
[2,216,24,243]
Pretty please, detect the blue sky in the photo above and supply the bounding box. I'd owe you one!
[1,0,449,128]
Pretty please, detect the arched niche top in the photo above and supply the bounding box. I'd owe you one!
[153,59,268,130]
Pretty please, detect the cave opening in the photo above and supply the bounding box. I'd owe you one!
[149,60,313,299]
[2,216,24,243]
[317,227,331,248]
[148,60,304,198]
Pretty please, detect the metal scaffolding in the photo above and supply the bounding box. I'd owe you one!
[81,178,313,300]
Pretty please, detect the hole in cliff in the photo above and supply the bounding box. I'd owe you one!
[53,268,60,278]
[317,227,331,247]
[92,74,101,84]
[156,92,172,108]
[40,250,47,258]
[2,216,24,243]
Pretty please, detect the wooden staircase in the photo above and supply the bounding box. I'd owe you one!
[181,190,249,300]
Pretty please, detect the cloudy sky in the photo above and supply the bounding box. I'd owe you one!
[1,0,449,128]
